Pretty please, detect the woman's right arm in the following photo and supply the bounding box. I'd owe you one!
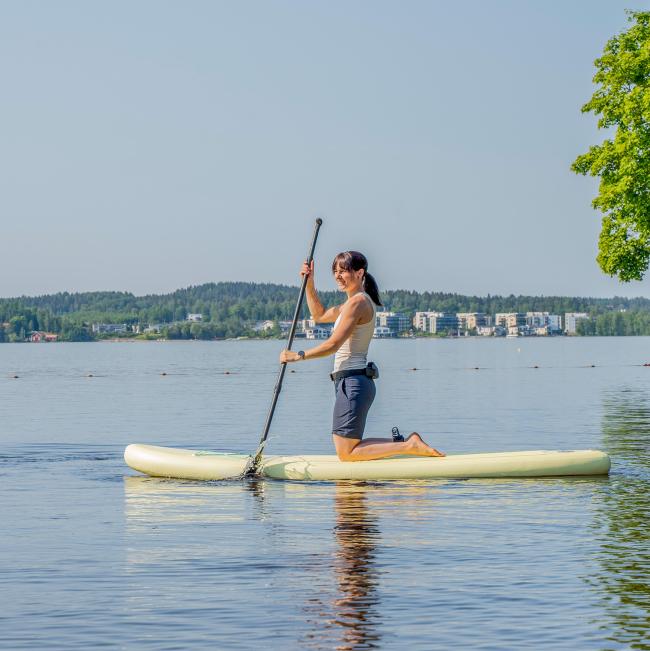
[302,261,342,323]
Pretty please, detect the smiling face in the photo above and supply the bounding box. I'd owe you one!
[333,263,364,292]
[331,251,368,295]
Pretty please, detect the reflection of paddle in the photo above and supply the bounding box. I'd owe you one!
[243,218,323,477]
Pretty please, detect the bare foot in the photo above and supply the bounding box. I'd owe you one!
[407,432,445,457]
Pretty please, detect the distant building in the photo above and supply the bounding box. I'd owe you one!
[373,326,394,338]
[477,325,506,337]
[187,313,203,322]
[428,313,459,334]
[278,321,293,334]
[305,326,331,339]
[565,312,589,334]
[29,331,58,343]
[376,311,410,334]
[252,320,292,334]
[413,311,441,331]
[517,312,561,335]
[495,313,526,329]
[525,312,548,328]
[457,313,488,331]
[254,320,276,332]
[547,315,562,332]
[143,324,164,334]
[92,323,127,334]
[507,325,535,337]
[299,318,317,331]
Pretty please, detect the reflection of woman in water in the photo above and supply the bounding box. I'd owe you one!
[280,251,444,461]
[332,483,381,650]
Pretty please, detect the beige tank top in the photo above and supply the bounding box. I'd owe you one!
[333,293,376,372]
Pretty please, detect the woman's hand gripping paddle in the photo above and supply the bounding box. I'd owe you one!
[243,218,323,477]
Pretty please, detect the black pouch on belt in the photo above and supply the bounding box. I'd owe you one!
[365,362,379,379]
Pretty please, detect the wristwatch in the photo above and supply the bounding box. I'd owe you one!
[297,350,305,361]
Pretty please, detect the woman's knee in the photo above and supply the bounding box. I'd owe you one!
[332,434,359,461]
[336,449,354,462]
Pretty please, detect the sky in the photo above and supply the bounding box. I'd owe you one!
[1,0,649,299]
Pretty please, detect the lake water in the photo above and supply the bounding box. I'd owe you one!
[1,337,649,650]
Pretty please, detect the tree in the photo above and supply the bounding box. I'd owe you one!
[572,11,650,281]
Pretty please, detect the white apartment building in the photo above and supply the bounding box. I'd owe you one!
[525,312,548,328]
[305,326,331,339]
[428,313,459,334]
[376,311,411,334]
[495,313,526,328]
[300,318,317,331]
[457,313,489,330]
[525,312,562,332]
[413,311,442,331]
[565,312,589,334]
[547,314,562,331]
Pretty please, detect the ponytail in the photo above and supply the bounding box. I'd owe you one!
[363,271,382,307]
[332,250,383,307]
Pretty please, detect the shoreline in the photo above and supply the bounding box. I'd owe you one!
[5,333,650,345]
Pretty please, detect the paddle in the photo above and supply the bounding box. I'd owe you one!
[243,217,323,476]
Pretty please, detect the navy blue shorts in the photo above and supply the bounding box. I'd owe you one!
[332,375,376,440]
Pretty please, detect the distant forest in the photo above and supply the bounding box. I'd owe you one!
[1,282,650,341]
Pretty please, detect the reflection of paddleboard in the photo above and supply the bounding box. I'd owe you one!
[124,444,611,481]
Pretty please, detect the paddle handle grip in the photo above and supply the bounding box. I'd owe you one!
[284,217,322,352]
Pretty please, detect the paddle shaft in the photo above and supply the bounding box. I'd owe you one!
[246,218,323,475]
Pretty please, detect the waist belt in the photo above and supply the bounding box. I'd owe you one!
[330,362,379,382]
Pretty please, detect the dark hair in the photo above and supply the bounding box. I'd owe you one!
[331,251,383,306]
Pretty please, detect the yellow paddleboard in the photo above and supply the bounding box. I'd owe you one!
[124,444,610,481]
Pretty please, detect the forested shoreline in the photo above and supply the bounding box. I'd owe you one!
[1,282,650,341]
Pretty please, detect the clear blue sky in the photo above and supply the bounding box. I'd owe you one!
[2,0,648,298]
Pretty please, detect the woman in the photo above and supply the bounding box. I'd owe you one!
[280,251,444,462]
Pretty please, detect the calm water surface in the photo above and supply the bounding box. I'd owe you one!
[1,338,649,650]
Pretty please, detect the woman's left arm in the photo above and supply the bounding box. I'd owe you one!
[279,299,366,363]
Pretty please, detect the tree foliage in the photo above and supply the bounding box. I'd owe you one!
[572,11,650,281]
[1,282,650,340]
[576,310,650,335]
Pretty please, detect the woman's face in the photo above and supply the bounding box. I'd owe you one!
[333,263,363,291]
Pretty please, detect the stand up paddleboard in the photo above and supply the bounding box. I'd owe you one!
[124,444,611,481]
